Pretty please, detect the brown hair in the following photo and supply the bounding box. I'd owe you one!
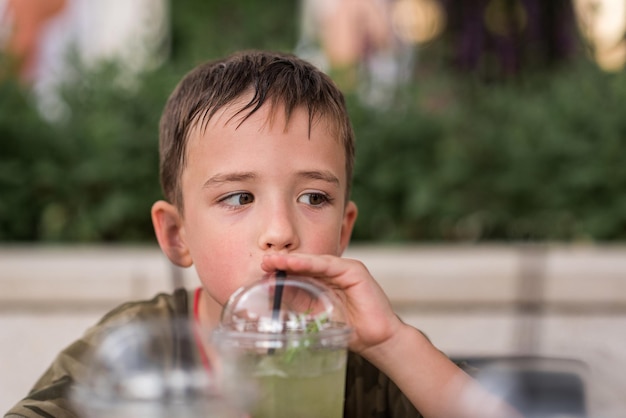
[158,50,355,210]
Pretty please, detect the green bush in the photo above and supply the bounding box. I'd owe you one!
[0,77,62,240]
[1,0,625,243]
[0,64,164,242]
[350,61,626,242]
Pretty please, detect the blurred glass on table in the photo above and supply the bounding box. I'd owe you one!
[71,317,244,418]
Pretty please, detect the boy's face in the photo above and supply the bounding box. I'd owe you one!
[152,97,357,316]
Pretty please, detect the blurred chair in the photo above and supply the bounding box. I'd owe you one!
[453,355,588,418]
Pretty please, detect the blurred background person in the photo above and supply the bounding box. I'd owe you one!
[1,0,68,82]
[0,0,169,120]
[296,0,417,107]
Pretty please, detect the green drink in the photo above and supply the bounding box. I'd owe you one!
[243,345,347,418]
[214,274,352,418]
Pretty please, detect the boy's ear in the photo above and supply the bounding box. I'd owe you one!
[151,200,193,267]
[339,200,358,254]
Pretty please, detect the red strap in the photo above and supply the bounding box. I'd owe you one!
[193,287,212,371]
[193,286,203,323]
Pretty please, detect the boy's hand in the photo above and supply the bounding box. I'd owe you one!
[261,253,404,355]
[262,253,523,418]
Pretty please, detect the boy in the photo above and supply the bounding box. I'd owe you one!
[5,50,518,417]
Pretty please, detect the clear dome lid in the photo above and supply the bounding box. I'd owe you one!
[215,272,352,350]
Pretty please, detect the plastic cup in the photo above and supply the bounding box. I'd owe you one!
[212,273,352,418]
[71,318,244,418]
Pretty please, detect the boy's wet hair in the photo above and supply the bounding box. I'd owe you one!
[159,50,355,210]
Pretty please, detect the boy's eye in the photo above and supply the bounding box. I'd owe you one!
[298,192,330,206]
[220,192,254,206]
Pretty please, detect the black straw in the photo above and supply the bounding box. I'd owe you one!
[269,270,286,354]
[271,270,286,322]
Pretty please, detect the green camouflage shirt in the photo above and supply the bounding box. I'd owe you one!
[5,289,423,418]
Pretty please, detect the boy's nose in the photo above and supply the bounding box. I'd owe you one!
[258,204,299,251]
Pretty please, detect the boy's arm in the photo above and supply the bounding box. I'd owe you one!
[362,322,520,418]
[261,253,522,418]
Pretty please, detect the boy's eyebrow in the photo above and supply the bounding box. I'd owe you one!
[297,170,340,186]
[202,170,340,188]
[203,172,257,188]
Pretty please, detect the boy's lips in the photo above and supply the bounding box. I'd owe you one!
[237,270,283,290]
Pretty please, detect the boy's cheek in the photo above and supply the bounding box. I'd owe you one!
[197,270,240,306]
[194,254,255,299]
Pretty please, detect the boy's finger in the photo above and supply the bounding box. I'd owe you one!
[261,253,368,290]
[261,253,340,276]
